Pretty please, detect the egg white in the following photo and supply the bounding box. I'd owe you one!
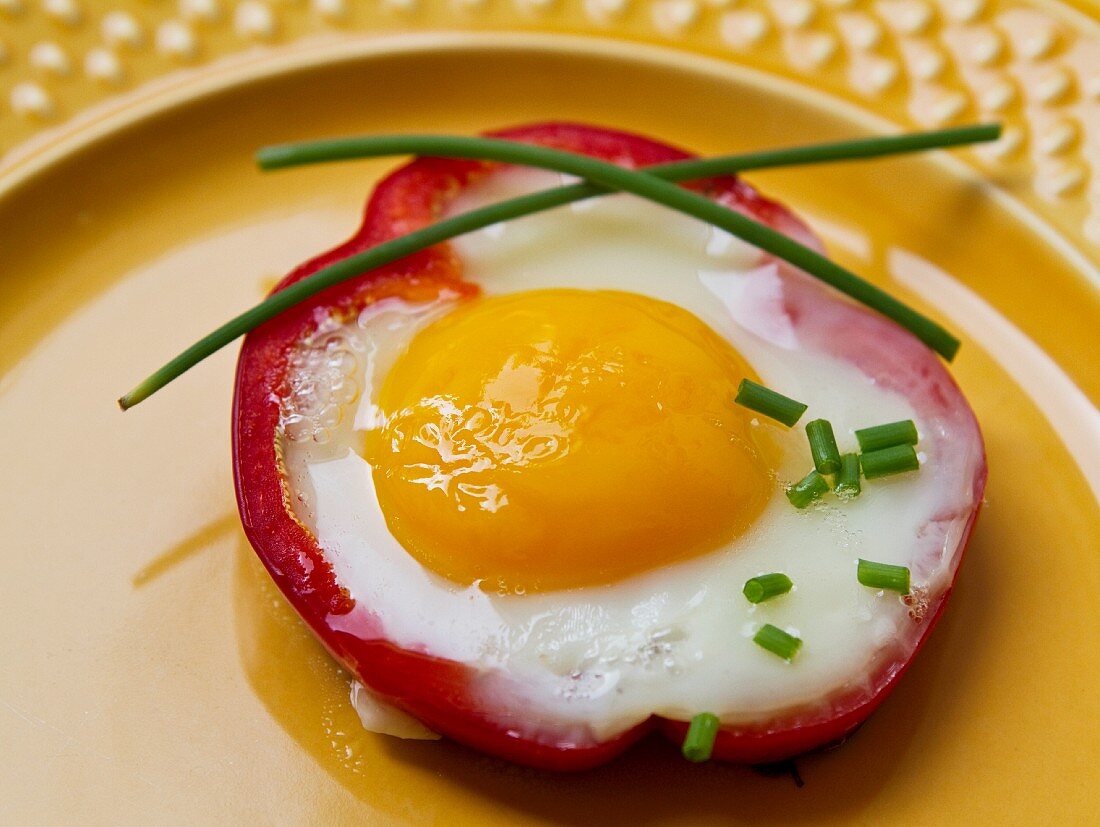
[279,170,979,743]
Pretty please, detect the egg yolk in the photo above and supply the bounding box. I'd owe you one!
[364,289,777,592]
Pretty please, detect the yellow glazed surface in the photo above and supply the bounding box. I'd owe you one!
[0,24,1098,827]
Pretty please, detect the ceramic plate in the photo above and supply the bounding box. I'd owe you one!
[1,3,1098,823]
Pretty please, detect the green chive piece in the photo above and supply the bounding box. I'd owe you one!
[682,712,721,762]
[786,470,829,509]
[805,419,842,475]
[259,123,1002,175]
[255,135,962,360]
[118,125,1002,409]
[743,573,794,604]
[857,559,911,594]
[855,419,919,453]
[860,444,920,479]
[753,624,802,661]
[835,453,862,498]
[735,379,808,427]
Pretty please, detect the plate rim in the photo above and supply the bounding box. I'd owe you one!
[2,29,1098,297]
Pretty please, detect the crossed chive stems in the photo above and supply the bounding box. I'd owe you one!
[114,124,976,765]
[117,124,999,410]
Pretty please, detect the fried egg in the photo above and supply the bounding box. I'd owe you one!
[275,168,983,745]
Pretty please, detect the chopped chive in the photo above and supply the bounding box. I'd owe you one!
[855,419,919,453]
[682,712,721,762]
[786,470,829,509]
[118,126,1001,408]
[753,624,802,661]
[735,379,808,427]
[743,573,794,604]
[860,444,920,479]
[805,419,841,475]
[835,453,862,498]
[857,559,911,594]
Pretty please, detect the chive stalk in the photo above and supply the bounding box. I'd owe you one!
[260,123,1001,177]
[786,470,829,509]
[734,379,808,427]
[753,624,802,660]
[743,573,794,604]
[119,125,1000,409]
[835,453,862,498]
[805,419,842,475]
[860,444,920,479]
[254,135,962,359]
[855,419,919,453]
[857,559,911,594]
[682,712,721,762]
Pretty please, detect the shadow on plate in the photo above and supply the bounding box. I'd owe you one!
[233,523,998,824]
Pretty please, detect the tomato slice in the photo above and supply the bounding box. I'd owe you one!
[233,122,986,770]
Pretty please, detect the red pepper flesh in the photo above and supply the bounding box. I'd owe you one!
[233,122,986,771]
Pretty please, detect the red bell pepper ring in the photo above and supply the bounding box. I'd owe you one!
[233,122,987,771]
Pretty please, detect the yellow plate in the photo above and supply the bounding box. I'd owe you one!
[2,15,1098,827]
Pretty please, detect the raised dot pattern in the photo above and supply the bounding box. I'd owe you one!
[0,0,1097,246]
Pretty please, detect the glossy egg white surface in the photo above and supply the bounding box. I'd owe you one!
[277,170,981,742]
